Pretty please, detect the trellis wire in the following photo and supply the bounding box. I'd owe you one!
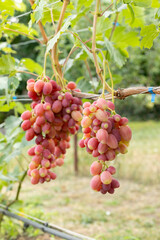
[8,0,61,22]
[0,205,95,240]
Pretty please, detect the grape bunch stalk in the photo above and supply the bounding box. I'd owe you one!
[79,98,132,195]
[21,77,83,184]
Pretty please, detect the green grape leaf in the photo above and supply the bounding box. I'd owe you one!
[120,5,145,27]
[34,0,45,23]
[42,2,74,25]
[152,0,160,7]
[76,0,93,11]
[106,27,139,49]
[5,116,22,137]
[0,76,8,90]
[155,8,160,19]
[8,77,19,92]
[104,37,127,67]
[96,17,112,36]
[140,24,159,49]
[21,58,43,75]
[133,0,152,7]
[47,15,76,53]
[127,4,135,24]
[0,55,15,75]
[0,102,16,112]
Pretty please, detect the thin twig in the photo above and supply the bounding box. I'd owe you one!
[18,70,38,77]
[109,12,119,41]
[67,30,92,52]
[100,3,113,16]
[4,27,43,44]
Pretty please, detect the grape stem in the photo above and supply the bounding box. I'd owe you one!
[43,51,48,78]
[106,61,114,104]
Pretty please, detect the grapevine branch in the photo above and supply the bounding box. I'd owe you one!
[28,0,48,43]
[72,87,160,100]
[92,0,113,94]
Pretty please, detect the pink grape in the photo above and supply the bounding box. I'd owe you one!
[26,128,35,141]
[56,158,64,166]
[107,166,116,175]
[31,176,39,185]
[119,125,132,141]
[35,145,43,155]
[49,172,57,180]
[21,110,32,120]
[43,102,51,110]
[106,134,118,149]
[67,81,76,90]
[96,98,108,110]
[28,146,35,156]
[88,138,99,150]
[45,110,55,122]
[41,159,51,168]
[106,149,116,161]
[90,161,102,176]
[43,82,52,95]
[39,167,48,177]
[52,100,62,113]
[43,149,52,159]
[111,178,120,189]
[96,129,108,144]
[36,116,46,126]
[34,80,44,93]
[90,175,102,191]
[42,122,51,134]
[95,109,108,122]
[100,171,112,185]
[108,188,115,194]
[98,143,108,154]
[21,120,31,131]
[35,103,44,116]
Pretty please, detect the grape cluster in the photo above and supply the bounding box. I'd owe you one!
[79,98,132,194]
[90,163,120,194]
[21,78,82,184]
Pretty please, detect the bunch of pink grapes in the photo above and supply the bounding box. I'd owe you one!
[79,98,132,194]
[21,78,82,184]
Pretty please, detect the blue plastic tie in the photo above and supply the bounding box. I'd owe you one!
[148,87,156,103]
[12,96,17,100]
[113,22,119,26]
